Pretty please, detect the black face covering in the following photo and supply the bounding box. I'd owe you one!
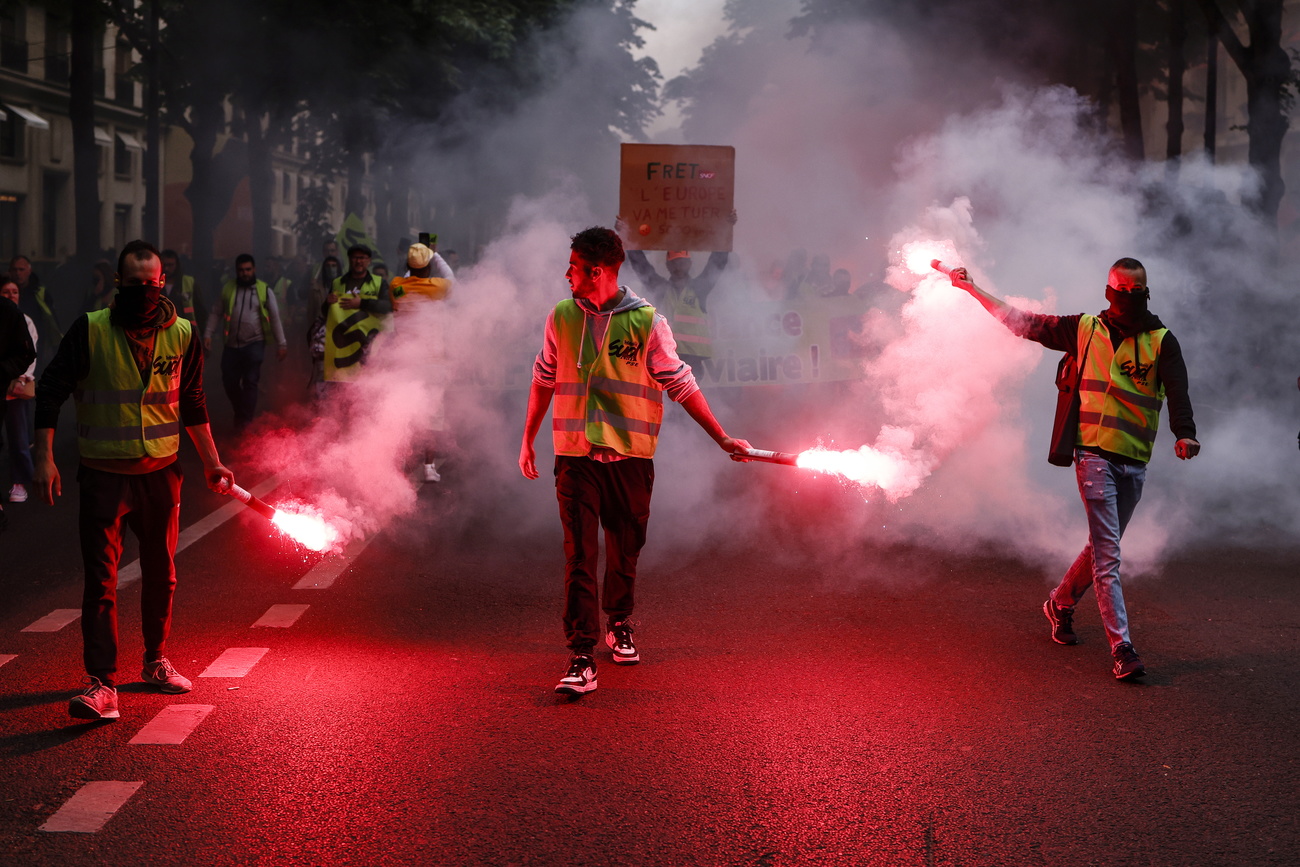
[1103,286,1151,334]
[236,273,257,288]
[112,283,163,326]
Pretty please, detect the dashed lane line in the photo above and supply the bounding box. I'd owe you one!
[40,781,144,833]
[252,604,310,628]
[0,653,15,668]
[128,704,215,745]
[198,647,269,678]
[292,536,372,590]
[20,609,81,633]
[119,475,282,587]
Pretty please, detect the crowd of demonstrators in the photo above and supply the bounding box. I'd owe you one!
[390,242,453,482]
[203,254,289,436]
[0,281,37,529]
[519,225,751,696]
[306,254,342,401]
[614,213,736,371]
[2,278,38,507]
[950,259,1199,682]
[33,239,233,720]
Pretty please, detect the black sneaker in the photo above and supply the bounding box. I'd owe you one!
[605,620,639,665]
[1043,599,1078,645]
[555,654,597,695]
[1112,643,1146,681]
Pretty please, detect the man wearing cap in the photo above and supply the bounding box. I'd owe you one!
[204,253,289,434]
[322,245,392,383]
[616,212,737,369]
[390,243,452,481]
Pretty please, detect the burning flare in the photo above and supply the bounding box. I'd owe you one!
[270,505,342,553]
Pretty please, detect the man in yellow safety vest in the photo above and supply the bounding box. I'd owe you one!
[33,239,234,720]
[949,258,1199,681]
[519,226,751,696]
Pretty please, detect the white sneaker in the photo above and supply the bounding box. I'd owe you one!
[142,656,193,693]
[423,463,441,483]
[8,484,27,503]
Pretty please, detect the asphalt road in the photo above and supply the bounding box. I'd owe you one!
[1,362,1297,866]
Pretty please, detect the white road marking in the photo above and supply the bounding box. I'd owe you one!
[129,704,215,745]
[0,653,16,668]
[120,475,282,587]
[40,781,144,833]
[252,604,310,628]
[293,537,372,590]
[198,647,269,678]
[21,609,81,633]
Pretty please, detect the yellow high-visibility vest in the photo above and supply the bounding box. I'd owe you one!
[75,309,190,459]
[1076,314,1167,462]
[665,285,711,358]
[551,301,663,458]
[219,280,273,344]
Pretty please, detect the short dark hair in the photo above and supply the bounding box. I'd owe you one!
[161,248,179,260]
[348,244,371,258]
[10,254,30,267]
[235,253,255,267]
[1111,257,1145,273]
[569,226,624,270]
[117,240,163,277]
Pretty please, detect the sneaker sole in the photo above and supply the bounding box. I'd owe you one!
[69,700,119,720]
[142,675,192,694]
[1043,602,1078,646]
[554,679,597,695]
[1115,667,1146,681]
[606,633,639,664]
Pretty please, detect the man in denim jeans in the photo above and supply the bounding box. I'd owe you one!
[949,259,1199,680]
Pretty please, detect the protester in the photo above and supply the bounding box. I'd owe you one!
[33,240,233,719]
[204,254,288,434]
[86,260,116,312]
[0,288,36,532]
[616,212,736,370]
[322,245,391,384]
[949,258,1199,681]
[9,255,60,370]
[1,279,37,506]
[306,255,341,401]
[390,243,453,482]
[519,226,751,695]
[160,249,205,331]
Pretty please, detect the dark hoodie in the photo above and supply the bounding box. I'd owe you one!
[1000,304,1195,467]
[36,296,209,471]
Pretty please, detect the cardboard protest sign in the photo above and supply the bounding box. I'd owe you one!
[620,144,735,252]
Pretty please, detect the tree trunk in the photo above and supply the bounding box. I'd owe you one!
[69,9,100,264]
[142,0,161,242]
[1166,0,1187,169]
[1242,0,1289,221]
[1204,27,1217,161]
[244,107,275,265]
[1109,0,1146,160]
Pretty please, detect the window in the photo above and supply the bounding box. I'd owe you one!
[0,111,23,160]
[113,131,142,177]
[113,204,131,251]
[0,9,27,72]
[0,194,20,255]
[282,171,293,204]
[114,37,135,107]
[44,16,69,83]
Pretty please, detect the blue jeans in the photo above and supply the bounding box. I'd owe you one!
[3,397,35,486]
[1051,450,1146,649]
[220,341,266,431]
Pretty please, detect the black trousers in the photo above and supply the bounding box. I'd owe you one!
[554,455,654,654]
[78,462,182,686]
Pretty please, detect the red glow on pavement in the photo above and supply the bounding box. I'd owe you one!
[270,505,343,553]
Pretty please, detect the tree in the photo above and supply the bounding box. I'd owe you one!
[1195,0,1297,222]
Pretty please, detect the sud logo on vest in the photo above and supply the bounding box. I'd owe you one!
[152,354,182,377]
[1119,359,1153,385]
[608,339,643,367]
